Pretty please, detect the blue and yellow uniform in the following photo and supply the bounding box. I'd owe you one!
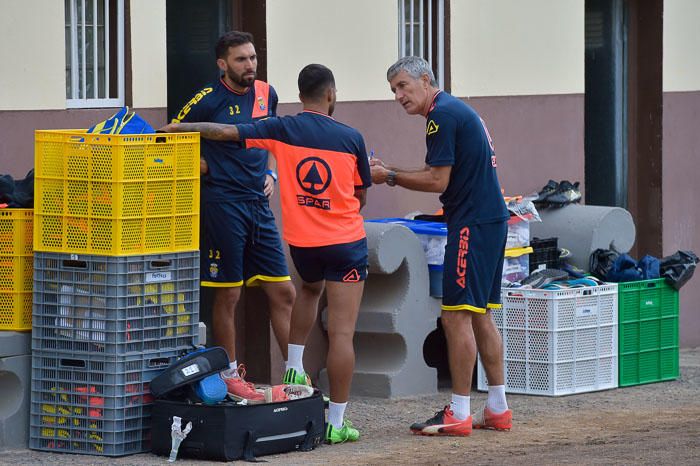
[237,110,372,282]
[425,91,509,313]
[173,78,290,287]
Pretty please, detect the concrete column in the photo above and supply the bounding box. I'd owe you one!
[318,222,438,398]
[0,331,30,358]
[0,354,31,450]
[530,204,636,270]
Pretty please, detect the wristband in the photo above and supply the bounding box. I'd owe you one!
[265,169,278,182]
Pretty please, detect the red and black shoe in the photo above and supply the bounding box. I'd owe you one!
[410,406,472,436]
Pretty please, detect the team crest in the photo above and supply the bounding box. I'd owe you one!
[426,120,439,135]
[209,262,219,278]
[257,96,266,111]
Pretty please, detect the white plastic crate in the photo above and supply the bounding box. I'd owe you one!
[478,284,618,396]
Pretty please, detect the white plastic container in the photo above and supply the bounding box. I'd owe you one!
[478,284,618,396]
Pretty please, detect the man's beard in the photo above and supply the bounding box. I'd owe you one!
[226,67,256,88]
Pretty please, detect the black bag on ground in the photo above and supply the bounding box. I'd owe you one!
[150,346,229,398]
[589,248,619,281]
[150,391,325,462]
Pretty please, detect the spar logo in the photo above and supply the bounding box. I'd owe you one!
[455,227,470,289]
[296,156,332,210]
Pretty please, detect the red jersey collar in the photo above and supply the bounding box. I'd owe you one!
[220,77,251,96]
[428,90,442,113]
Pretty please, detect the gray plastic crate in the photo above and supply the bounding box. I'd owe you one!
[33,251,199,355]
[29,350,176,456]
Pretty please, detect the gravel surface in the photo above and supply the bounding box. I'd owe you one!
[3,348,699,465]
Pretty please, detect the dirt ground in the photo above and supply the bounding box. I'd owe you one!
[3,348,699,465]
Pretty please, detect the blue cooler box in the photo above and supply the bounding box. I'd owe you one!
[367,218,448,297]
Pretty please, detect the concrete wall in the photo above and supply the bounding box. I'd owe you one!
[451,0,585,97]
[663,0,700,92]
[663,0,700,347]
[0,0,168,178]
[130,0,168,108]
[266,0,396,103]
[0,0,65,110]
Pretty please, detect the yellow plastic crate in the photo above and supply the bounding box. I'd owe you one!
[0,255,33,292]
[0,209,33,329]
[0,291,32,331]
[0,209,33,255]
[34,130,200,255]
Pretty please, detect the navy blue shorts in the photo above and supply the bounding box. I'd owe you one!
[289,238,368,283]
[442,220,507,313]
[201,200,290,287]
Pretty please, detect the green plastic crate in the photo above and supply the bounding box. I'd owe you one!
[618,278,679,386]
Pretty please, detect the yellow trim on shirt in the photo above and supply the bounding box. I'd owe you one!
[245,275,292,287]
[441,303,487,314]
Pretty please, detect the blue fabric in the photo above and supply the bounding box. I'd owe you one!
[441,220,507,310]
[201,199,289,284]
[639,255,661,280]
[87,106,154,134]
[425,92,509,226]
[288,237,368,283]
[173,78,278,202]
[606,253,660,282]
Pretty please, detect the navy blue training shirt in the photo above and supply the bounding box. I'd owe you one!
[425,91,509,226]
[172,78,278,202]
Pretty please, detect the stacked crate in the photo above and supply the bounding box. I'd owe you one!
[0,209,33,331]
[0,208,34,449]
[30,130,200,456]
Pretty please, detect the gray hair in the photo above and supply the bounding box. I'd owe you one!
[387,56,438,87]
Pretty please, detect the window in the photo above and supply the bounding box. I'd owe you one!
[398,0,447,89]
[65,0,124,108]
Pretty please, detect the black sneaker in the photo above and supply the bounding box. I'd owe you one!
[410,406,472,436]
[521,268,569,288]
[547,180,581,206]
[533,180,559,205]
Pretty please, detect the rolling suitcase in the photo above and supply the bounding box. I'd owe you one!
[150,390,325,461]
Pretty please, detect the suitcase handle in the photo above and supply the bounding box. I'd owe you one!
[243,431,261,463]
[299,419,319,452]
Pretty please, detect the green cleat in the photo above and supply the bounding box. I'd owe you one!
[283,368,330,406]
[283,368,312,386]
[325,420,360,444]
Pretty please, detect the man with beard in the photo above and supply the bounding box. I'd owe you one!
[171,31,295,403]
[162,64,371,444]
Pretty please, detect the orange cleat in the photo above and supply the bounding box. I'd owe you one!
[472,406,512,431]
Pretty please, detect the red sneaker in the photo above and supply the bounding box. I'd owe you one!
[472,406,512,431]
[410,406,472,436]
[222,364,264,403]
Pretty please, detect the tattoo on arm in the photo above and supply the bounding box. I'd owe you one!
[176,123,239,141]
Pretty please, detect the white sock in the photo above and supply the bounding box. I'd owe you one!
[222,360,239,378]
[328,401,347,429]
[286,344,305,373]
[487,385,508,413]
[450,393,470,421]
